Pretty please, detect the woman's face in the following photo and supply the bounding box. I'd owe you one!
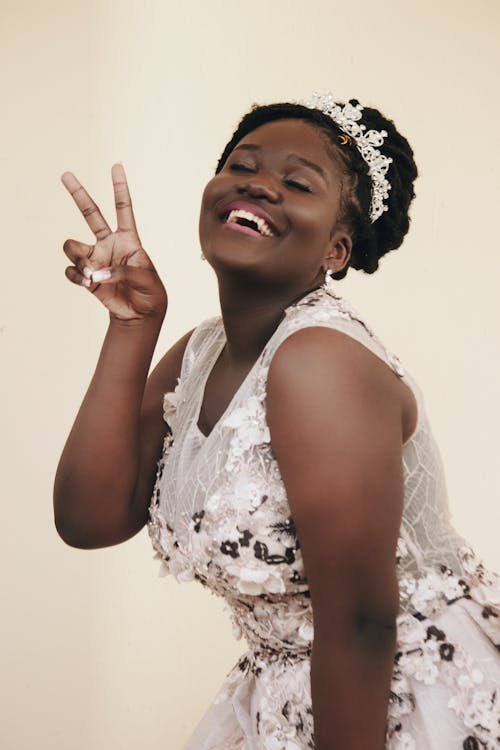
[199,118,352,292]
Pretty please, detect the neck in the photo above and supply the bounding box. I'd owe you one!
[216,274,319,365]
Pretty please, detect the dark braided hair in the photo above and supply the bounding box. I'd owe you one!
[216,101,418,279]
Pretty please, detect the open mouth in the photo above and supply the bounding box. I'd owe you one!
[221,208,277,238]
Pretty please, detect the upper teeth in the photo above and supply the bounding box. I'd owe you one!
[225,209,275,237]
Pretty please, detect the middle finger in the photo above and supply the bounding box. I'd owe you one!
[61,172,112,240]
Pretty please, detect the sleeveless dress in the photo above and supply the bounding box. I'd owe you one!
[147,287,500,750]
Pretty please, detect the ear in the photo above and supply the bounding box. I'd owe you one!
[323,227,352,275]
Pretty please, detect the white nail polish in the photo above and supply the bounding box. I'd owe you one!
[83,266,92,279]
[92,268,112,283]
[81,277,91,288]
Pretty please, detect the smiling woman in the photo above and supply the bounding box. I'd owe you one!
[54,95,499,750]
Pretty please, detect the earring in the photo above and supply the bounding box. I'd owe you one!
[200,252,206,261]
[322,268,334,290]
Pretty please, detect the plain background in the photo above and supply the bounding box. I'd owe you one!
[1,0,499,747]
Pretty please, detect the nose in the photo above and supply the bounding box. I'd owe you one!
[237,174,281,203]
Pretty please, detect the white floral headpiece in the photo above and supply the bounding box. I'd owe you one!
[299,92,393,223]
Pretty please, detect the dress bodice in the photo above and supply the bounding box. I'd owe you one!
[147,287,500,750]
[148,287,473,616]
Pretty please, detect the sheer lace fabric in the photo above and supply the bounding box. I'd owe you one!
[148,288,500,749]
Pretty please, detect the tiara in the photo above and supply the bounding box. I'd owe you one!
[299,93,392,223]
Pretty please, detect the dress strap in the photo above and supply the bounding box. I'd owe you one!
[267,288,405,378]
[262,288,424,445]
[179,316,223,382]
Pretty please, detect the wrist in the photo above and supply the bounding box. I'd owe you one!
[108,310,166,332]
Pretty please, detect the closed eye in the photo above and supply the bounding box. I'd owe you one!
[229,163,255,173]
[285,179,312,193]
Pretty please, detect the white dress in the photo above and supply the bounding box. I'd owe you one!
[148,287,500,750]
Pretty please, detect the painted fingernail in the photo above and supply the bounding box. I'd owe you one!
[91,268,112,283]
[81,277,92,288]
[83,266,92,279]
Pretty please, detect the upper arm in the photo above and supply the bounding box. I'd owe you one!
[266,327,405,635]
[131,328,194,517]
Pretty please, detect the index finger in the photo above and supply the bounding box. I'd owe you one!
[61,172,112,240]
[111,163,138,234]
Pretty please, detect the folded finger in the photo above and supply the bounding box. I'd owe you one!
[62,237,93,268]
[61,172,112,240]
[111,163,138,234]
[65,265,95,289]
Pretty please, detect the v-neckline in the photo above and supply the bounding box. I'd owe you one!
[192,288,325,441]
[193,329,225,440]
[193,324,265,440]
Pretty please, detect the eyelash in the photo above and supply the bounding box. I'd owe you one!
[286,179,311,193]
[228,163,312,193]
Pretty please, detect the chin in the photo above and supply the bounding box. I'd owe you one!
[202,225,275,273]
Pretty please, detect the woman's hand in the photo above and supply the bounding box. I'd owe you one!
[61,163,167,322]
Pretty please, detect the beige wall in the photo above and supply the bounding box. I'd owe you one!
[1,0,499,747]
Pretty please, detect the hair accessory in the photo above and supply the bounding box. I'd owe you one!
[299,92,393,223]
[337,134,353,146]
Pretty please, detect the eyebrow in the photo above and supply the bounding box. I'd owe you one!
[232,144,328,184]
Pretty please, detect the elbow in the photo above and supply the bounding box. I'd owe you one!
[353,609,398,654]
[53,485,99,549]
[53,484,84,548]
[352,584,399,654]
[53,488,148,550]
[312,590,399,656]
[53,507,93,549]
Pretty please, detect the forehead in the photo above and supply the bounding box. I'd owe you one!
[235,118,338,171]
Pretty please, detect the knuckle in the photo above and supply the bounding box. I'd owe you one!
[82,205,99,218]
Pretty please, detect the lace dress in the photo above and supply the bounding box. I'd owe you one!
[148,287,500,750]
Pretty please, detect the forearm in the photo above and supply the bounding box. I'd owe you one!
[310,622,396,750]
[54,314,164,547]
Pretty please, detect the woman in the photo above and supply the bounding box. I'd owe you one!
[54,95,499,749]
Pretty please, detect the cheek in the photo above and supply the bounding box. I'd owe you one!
[290,202,334,241]
[199,179,221,234]
[201,174,231,206]
[200,178,217,211]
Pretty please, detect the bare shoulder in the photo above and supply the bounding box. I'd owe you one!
[267,326,416,445]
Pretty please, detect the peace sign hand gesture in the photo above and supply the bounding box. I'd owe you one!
[61,164,167,323]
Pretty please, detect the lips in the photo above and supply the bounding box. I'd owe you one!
[218,201,281,237]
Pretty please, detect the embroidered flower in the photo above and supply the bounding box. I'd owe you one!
[397,614,427,645]
[191,510,205,533]
[223,395,270,466]
[298,621,314,641]
[439,642,455,661]
[162,378,185,430]
[167,554,195,583]
[220,540,240,558]
[225,562,286,595]
[462,737,480,750]
[386,729,416,750]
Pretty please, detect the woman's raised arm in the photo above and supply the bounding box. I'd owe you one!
[53,165,187,549]
[266,326,410,750]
